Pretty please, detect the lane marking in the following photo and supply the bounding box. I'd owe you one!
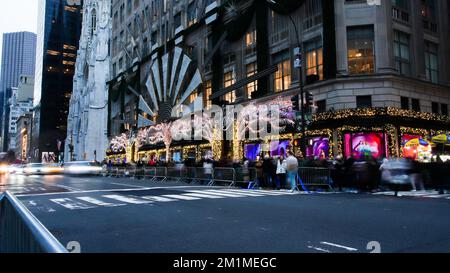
[142,196,177,202]
[102,194,152,204]
[308,246,331,253]
[206,189,255,197]
[183,193,225,199]
[50,198,95,210]
[320,242,358,252]
[162,194,201,201]
[76,196,125,207]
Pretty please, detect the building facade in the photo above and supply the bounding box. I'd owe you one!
[106,0,450,163]
[15,114,33,162]
[0,31,36,151]
[65,0,111,162]
[7,75,34,151]
[32,0,83,162]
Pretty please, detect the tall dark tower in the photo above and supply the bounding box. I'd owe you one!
[32,0,83,162]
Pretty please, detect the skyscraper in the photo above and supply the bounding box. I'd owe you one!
[0,31,37,151]
[32,0,83,162]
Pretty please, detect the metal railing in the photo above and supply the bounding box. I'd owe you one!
[297,167,333,191]
[105,165,332,191]
[0,192,68,253]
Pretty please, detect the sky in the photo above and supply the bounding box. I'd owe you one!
[0,0,38,71]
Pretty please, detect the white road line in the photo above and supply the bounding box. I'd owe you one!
[142,196,177,202]
[248,189,289,195]
[57,184,83,191]
[50,198,95,210]
[425,194,450,198]
[225,189,266,196]
[161,194,201,201]
[188,190,245,198]
[109,182,146,188]
[308,246,331,253]
[183,193,225,199]
[76,196,125,207]
[320,242,358,252]
[207,189,261,197]
[102,195,152,204]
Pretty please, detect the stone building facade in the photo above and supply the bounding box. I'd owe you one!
[65,0,111,162]
[106,0,450,162]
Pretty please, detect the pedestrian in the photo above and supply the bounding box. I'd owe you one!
[285,151,299,192]
[276,155,287,190]
[262,155,275,189]
[203,159,213,185]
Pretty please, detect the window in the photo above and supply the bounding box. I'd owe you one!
[204,80,212,108]
[347,26,375,75]
[244,30,257,55]
[392,0,409,23]
[188,3,197,27]
[305,38,323,81]
[90,9,97,38]
[393,30,411,76]
[432,102,439,114]
[356,96,372,109]
[316,100,326,113]
[222,71,236,103]
[441,104,448,116]
[412,99,420,112]
[273,52,291,93]
[303,0,322,30]
[401,97,409,110]
[246,63,257,99]
[421,0,437,32]
[425,41,438,83]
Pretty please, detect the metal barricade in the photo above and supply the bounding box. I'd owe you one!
[166,167,184,182]
[297,167,333,190]
[134,167,145,179]
[0,192,68,253]
[234,167,258,189]
[212,167,236,187]
[153,167,167,182]
[126,166,137,178]
[183,167,198,184]
[143,167,156,180]
[195,167,214,185]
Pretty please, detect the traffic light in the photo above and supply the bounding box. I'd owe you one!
[305,91,314,113]
[291,95,300,112]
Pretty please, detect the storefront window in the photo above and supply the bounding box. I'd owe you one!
[344,132,386,159]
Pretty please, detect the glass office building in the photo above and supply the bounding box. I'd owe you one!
[32,0,83,162]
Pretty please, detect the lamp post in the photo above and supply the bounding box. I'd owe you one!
[266,0,307,156]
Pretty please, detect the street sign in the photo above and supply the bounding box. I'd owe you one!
[294,58,302,68]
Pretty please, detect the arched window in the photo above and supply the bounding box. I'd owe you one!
[90,9,97,38]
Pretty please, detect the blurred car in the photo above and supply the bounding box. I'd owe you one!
[8,164,25,174]
[24,163,46,175]
[0,163,8,175]
[24,163,64,175]
[63,161,102,175]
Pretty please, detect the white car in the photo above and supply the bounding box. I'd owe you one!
[63,161,103,175]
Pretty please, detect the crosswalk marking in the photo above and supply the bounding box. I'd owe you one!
[161,194,201,201]
[206,189,259,197]
[76,196,125,207]
[25,188,302,212]
[183,193,225,199]
[50,198,95,210]
[102,195,152,204]
[221,189,266,197]
[142,196,177,202]
[188,190,245,198]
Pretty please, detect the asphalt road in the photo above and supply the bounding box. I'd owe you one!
[1,173,450,253]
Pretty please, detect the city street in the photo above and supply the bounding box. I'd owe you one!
[1,174,449,253]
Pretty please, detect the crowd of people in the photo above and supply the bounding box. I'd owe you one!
[102,152,450,193]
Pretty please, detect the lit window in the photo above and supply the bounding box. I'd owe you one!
[222,71,236,103]
[347,26,375,75]
[273,52,291,93]
[305,39,323,80]
[246,63,257,99]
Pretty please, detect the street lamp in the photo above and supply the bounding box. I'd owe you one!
[266,0,307,156]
